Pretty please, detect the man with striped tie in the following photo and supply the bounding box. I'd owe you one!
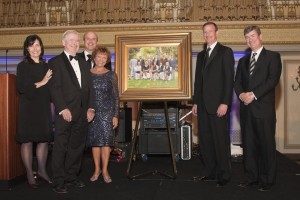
[234,25,282,192]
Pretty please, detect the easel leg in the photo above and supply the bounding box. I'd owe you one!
[126,102,143,179]
[164,101,178,178]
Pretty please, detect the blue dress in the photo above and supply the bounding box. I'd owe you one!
[87,71,119,147]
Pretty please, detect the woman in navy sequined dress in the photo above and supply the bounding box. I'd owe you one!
[87,46,119,183]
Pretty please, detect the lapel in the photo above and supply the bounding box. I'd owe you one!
[77,51,85,60]
[251,47,266,76]
[205,42,219,69]
[78,57,87,89]
[61,52,81,89]
[245,53,251,79]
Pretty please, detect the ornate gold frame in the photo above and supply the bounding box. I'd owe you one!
[115,32,192,101]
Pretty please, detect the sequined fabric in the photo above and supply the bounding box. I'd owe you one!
[87,71,119,147]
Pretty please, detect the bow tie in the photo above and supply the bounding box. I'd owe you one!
[69,55,78,61]
[87,54,92,59]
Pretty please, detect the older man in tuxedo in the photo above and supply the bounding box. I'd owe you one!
[192,22,235,187]
[49,30,95,194]
[234,25,282,192]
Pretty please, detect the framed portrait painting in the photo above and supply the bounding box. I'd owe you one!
[115,32,192,101]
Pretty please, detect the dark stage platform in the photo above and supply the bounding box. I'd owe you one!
[1,150,300,200]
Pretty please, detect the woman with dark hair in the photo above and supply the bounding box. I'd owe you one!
[87,46,119,184]
[16,35,53,189]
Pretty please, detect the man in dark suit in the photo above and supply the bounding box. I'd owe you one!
[77,31,112,70]
[49,30,95,194]
[192,22,235,187]
[234,25,282,192]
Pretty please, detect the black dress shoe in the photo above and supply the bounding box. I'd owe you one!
[258,184,271,192]
[52,186,68,194]
[237,181,258,188]
[65,180,85,188]
[216,180,228,187]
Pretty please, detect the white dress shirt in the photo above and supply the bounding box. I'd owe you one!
[64,51,81,87]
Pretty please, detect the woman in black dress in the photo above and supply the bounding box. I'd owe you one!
[16,35,53,188]
[87,46,119,183]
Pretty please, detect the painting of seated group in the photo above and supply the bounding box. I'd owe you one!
[115,33,191,101]
[127,46,178,89]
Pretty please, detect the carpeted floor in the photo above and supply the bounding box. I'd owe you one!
[1,149,300,200]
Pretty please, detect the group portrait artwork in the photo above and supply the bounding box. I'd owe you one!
[127,46,178,89]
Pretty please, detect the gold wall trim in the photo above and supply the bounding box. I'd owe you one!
[1,21,300,50]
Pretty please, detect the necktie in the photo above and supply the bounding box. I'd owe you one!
[204,47,211,66]
[69,55,78,61]
[87,54,92,67]
[249,52,257,76]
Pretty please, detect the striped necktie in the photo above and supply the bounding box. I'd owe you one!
[249,52,257,76]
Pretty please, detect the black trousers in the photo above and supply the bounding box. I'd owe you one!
[241,111,277,185]
[197,103,231,181]
[51,113,88,187]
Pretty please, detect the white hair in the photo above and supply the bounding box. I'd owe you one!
[62,30,79,41]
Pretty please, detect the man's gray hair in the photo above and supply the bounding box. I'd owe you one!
[62,30,79,41]
[244,25,261,36]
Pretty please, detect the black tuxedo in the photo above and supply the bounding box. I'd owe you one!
[77,51,93,70]
[193,42,234,182]
[77,51,112,71]
[194,43,234,114]
[48,52,94,187]
[234,48,282,186]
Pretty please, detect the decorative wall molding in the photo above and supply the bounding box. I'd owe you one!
[1,0,300,27]
[1,21,300,50]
